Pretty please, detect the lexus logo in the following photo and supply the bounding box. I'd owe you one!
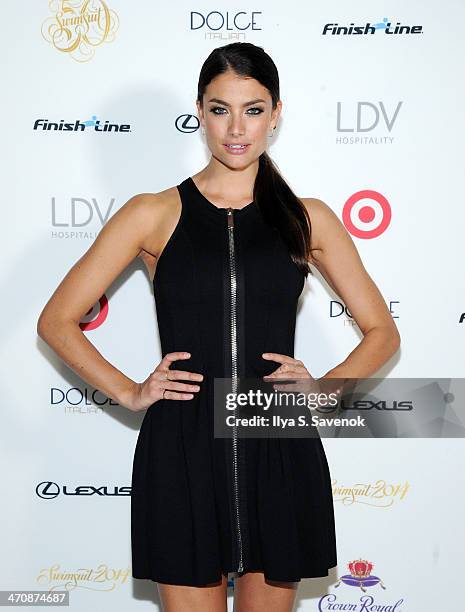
[36,481,60,499]
[175,114,200,133]
[36,481,131,499]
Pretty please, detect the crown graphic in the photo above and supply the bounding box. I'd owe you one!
[348,559,374,579]
[334,558,386,592]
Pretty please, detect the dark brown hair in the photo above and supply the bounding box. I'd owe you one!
[196,42,313,277]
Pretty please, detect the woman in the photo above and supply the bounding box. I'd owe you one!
[37,42,400,612]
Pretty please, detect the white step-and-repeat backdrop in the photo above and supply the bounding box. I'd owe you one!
[2,1,464,610]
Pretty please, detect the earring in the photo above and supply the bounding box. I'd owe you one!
[268,126,276,138]
[201,126,205,135]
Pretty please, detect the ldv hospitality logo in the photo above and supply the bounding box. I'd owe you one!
[323,17,423,36]
[33,115,131,133]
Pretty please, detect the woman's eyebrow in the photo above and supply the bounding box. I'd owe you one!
[207,97,266,106]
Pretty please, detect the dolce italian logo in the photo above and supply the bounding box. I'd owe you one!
[36,482,131,500]
[190,11,262,32]
[33,116,131,133]
[322,17,423,36]
[331,300,399,323]
[51,386,118,410]
[41,0,119,62]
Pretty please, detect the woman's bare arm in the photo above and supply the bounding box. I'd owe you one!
[302,197,401,379]
[37,191,170,408]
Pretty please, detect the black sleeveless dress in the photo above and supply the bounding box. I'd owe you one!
[131,176,337,586]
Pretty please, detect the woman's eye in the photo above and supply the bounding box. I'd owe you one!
[208,107,264,115]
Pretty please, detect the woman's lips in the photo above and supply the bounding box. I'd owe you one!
[223,144,250,155]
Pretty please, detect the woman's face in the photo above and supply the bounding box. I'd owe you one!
[197,69,282,169]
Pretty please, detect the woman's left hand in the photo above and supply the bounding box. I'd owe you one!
[261,353,344,401]
[262,352,316,392]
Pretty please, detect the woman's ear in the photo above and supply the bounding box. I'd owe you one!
[272,99,283,128]
[196,100,204,127]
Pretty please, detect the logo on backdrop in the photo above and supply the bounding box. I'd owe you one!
[36,482,131,499]
[175,114,200,133]
[322,18,423,36]
[318,559,405,609]
[51,196,117,239]
[332,479,410,507]
[330,300,399,325]
[336,102,403,146]
[33,116,131,133]
[41,1,119,62]
[459,313,465,324]
[190,11,262,38]
[37,564,130,591]
[80,295,108,331]
[51,386,118,413]
[336,559,387,591]
[342,190,392,239]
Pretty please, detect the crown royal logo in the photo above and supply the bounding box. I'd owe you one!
[41,1,119,62]
[335,558,387,593]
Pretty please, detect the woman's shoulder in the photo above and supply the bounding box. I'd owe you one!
[299,196,332,218]
[121,186,182,274]
[122,185,182,236]
[298,196,350,255]
[124,184,181,215]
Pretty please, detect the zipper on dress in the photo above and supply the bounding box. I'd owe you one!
[227,207,244,573]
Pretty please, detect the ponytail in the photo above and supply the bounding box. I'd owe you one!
[254,151,312,277]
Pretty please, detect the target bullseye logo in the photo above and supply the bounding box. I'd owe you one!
[342,190,391,239]
[79,295,109,331]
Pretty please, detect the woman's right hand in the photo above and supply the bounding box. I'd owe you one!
[123,351,204,412]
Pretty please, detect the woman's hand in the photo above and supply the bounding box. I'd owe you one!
[124,351,203,412]
[261,352,344,399]
[262,352,316,391]
[262,352,315,381]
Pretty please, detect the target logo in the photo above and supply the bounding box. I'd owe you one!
[79,295,109,331]
[342,190,391,239]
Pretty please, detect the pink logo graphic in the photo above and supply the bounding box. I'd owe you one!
[335,558,387,592]
[79,295,109,331]
[342,190,391,239]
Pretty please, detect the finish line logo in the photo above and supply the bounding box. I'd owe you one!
[322,17,423,36]
[33,115,131,133]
